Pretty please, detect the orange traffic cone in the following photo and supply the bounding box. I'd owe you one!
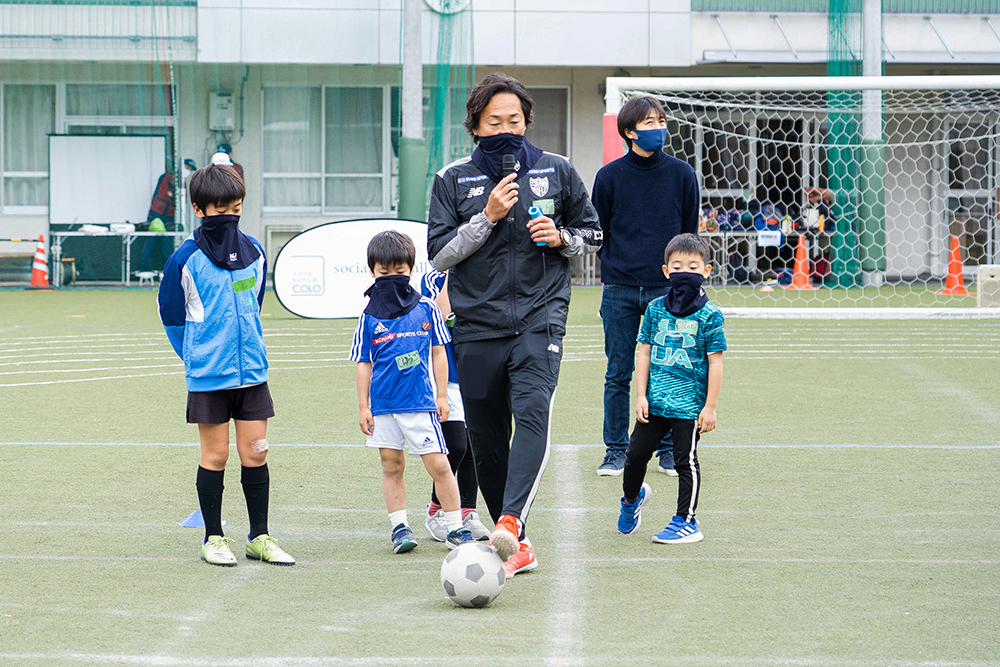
[28,234,51,289]
[785,234,816,290]
[936,235,968,295]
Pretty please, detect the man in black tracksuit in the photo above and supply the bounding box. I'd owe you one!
[427,74,602,578]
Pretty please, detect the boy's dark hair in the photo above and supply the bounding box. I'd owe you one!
[367,230,416,271]
[617,95,667,148]
[189,164,245,213]
[464,73,534,142]
[664,233,710,264]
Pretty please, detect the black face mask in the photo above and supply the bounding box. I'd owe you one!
[664,271,709,317]
[193,214,260,271]
[470,132,544,184]
[364,274,421,320]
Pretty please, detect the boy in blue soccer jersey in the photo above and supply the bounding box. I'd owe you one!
[616,233,726,544]
[351,231,476,554]
[158,164,295,567]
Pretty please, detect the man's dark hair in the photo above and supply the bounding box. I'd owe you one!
[189,164,245,213]
[464,73,534,142]
[664,233,710,264]
[367,230,416,271]
[617,95,667,148]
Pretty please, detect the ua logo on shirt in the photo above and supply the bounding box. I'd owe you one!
[652,320,694,369]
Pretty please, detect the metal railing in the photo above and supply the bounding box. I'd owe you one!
[694,0,1000,13]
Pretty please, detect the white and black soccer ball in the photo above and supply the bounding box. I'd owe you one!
[440,542,505,608]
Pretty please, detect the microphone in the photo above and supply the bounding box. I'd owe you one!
[502,154,516,224]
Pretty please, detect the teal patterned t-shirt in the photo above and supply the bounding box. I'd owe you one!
[637,298,727,420]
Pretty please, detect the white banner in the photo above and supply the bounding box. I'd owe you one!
[272,218,432,319]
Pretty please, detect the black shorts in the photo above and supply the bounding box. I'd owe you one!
[186,383,275,424]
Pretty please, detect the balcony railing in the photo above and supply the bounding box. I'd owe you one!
[694,1,1000,13]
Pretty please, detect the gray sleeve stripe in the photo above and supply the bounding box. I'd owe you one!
[430,212,497,271]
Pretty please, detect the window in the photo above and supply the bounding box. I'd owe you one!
[325,87,384,211]
[262,87,322,211]
[64,83,174,157]
[262,84,570,215]
[263,85,389,214]
[2,84,56,214]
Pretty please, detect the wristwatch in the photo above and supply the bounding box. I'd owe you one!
[560,229,572,247]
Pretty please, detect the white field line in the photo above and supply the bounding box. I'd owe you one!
[0,655,997,667]
[151,561,265,658]
[0,348,349,363]
[891,358,1000,424]
[546,445,582,667]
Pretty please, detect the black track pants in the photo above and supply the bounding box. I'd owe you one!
[623,416,701,522]
[430,420,479,509]
[456,330,562,530]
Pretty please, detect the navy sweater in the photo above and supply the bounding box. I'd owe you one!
[592,149,699,287]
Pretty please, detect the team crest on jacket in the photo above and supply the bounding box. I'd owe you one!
[529,176,549,198]
[421,321,431,331]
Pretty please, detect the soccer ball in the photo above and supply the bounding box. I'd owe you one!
[440,543,505,608]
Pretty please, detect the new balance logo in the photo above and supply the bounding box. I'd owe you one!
[373,322,388,334]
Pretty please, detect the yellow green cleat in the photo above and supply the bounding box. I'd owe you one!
[201,535,237,567]
[245,534,295,565]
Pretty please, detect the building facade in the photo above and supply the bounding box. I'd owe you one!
[0,0,997,277]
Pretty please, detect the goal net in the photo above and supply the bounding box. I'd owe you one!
[606,76,1000,309]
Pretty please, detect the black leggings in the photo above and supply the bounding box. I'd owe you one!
[623,416,701,522]
[431,420,479,509]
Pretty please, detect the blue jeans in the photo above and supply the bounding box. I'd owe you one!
[601,284,673,463]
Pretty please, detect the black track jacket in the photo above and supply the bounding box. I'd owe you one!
[427,152,602,343]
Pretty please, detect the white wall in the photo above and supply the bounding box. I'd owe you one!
[197,0,692,67]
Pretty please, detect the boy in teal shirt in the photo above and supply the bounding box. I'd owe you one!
[616,233,726,544]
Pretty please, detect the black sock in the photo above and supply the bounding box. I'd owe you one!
[196,466,225,542]
[241,463,269,540]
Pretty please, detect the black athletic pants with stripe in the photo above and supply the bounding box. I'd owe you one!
[623,416,701,522]
[455,330,561,537]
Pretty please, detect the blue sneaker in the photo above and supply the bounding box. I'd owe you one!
[445,526,476,550]
[391,523,417,553]
[652,515,703,544]
[617,482,651,535]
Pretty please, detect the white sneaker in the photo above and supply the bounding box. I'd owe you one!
[462,511,491,541]
[424,506,448,542]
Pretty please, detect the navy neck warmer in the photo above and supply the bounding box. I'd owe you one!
[664,272,709,317]
[193,214,260,271]
[471,132,544,184]
[364,275,421,320]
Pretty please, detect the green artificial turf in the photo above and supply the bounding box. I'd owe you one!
[0,288,998,666]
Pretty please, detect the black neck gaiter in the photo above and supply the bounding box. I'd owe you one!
[470,132,544,183]
[364,275,421,320]
[193,214,260,271]
[664,272,709,318]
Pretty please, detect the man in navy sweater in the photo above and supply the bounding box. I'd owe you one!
[592,95,700,476]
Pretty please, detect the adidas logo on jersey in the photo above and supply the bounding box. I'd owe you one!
[373,322,388,334]
[423,437,433,445]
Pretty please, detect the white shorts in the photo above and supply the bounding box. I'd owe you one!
[366,412,447,457]
[446,381,465,423]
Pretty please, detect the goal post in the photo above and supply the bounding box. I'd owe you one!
[603,75,1000,309]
